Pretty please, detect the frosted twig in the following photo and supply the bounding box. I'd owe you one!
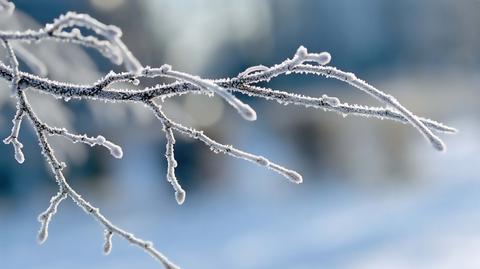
[238,65,269,78]
[44,11,142,72]
[36,133,179,269]
[0,4,456,269]
[146,100,303,184]
[2,39,25,163]
[37,187,68,243]
[0,12,141,70]
[45,127,123,158]
[0,61,458,135]
[233,84,457,134]
[164,125,185,205]
[2,39,19,92]
[20,89,178,269]
[143,65,257,121]
[297,64,445,151]
[3,105,24,163]
[235,46,446,150]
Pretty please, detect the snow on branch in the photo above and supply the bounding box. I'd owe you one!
[0,2,456,269]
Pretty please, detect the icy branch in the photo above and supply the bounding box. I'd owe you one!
[0,5,456,269]
[46,128,123,159]
[143,65,257,121]
[2,39,19,91]
[235,46,447,150]
[147,100,303,184]
[298,64,445,151]
[0,11,141,71]
[233,84,456,134]
[2,39,25,163]
[164,125,186,205]
[3,106,24,163]
[25,92,178,269]
[37,188,68,243]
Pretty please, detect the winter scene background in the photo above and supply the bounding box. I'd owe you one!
[0,0,479,268]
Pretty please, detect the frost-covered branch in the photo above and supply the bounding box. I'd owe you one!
[232,85,457,134]
[233,46,447,150]
[0,2,456,269]
[146,100,303,184]
[163,125,186,205]
[12,75,178,269]
[0,10,141,71]
[143,65,257,121]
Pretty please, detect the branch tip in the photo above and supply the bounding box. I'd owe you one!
[175,190,186,205]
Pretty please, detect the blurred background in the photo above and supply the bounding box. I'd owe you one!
[0,0,479,268]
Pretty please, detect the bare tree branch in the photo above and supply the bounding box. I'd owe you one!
[0,2,456,269]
